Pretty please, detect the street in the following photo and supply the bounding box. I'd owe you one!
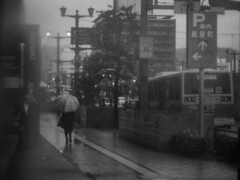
[40,113,238,180]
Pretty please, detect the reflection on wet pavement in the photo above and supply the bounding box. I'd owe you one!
[40,114,143,179]
[40,113,238,180]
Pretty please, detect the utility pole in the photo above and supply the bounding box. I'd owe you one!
[60,6,94,99]
[139,0,149,110]
[46,32,70,96]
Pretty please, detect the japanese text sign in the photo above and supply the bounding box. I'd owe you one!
[187,12,217,68]
[71,27,92,45]
[139,36,154,59]
[174,0,200,14]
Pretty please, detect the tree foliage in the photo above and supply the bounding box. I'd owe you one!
[80,52,113,105]
[93,5,139,59]
[90,5,139,126]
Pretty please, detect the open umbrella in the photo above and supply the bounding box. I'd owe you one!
[53,94,79,112]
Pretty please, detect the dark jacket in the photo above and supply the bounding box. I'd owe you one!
[60,112,75,133]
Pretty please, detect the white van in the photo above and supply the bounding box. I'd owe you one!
[118,97,125,107]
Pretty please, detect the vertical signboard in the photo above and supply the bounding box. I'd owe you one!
[146,19,176,75]
[147,19,176,63]
[187,12,217,68]
[24,24,41,91]
[139,36,154,59]
[24,24,41,142]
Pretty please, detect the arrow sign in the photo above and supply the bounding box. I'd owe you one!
[199,41,208,51]
[187,12,217,68]
[193,52,202,61]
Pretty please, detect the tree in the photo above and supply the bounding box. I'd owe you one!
[78,52,111,105]
[92,5,139,128]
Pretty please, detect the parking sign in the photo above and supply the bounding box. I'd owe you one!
[187,12,217,68]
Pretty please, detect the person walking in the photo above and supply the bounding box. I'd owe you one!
[58,111,75,144]
[17,93,35,147]
[54,93,79,144]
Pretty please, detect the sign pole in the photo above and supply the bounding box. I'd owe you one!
[199,67,204,137]
[139,0,149,110]
[186,2,217,137]
[186,1,205,137]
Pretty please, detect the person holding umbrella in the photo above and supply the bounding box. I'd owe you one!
[54,93,79,144]
[58,111,75,143]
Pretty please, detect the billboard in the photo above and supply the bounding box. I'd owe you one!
[147,19,176,63]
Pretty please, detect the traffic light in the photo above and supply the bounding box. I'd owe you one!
[209,0,240,11]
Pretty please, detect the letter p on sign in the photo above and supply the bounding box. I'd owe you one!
[193,13,205,27]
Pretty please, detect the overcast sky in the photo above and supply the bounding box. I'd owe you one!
[23,0,112,47]
[23,0,239,51]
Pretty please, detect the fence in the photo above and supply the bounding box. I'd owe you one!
[207,127,239,162]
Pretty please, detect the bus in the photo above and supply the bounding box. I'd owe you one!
[148,70,235,126]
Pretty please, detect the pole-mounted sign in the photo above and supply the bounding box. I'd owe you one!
[174,0,200,14]
[187,12,217,68]
[139,36,154,59]
[71,27,92,45]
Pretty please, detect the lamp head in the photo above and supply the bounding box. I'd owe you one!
[46,31,51,37]
[60,6,66,16]
[88,6,94,17]
[66,31,71,37]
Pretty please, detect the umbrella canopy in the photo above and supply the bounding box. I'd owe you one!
[53,94,79,112]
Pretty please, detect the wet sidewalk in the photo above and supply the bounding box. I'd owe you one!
[2,112,238,180]
[74,128,238,180]
[6,135,90,180]
[0,135,18,180]
[41,112,238,180]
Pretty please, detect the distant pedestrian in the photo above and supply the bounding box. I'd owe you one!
[17,93,35,147]
[53,93,79,143]
[58,111,75,144]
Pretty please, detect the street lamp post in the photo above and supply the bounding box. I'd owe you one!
[46,32,70,95]
[60,6,94,97]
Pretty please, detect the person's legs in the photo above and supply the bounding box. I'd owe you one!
[64,131,68,143]
[69,132,72,143]
[69,128,74,143]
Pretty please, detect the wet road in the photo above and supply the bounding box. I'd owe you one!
[40,113,238,180]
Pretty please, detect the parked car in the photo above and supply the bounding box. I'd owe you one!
[124,99,139,110]
[118,97,126,108]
